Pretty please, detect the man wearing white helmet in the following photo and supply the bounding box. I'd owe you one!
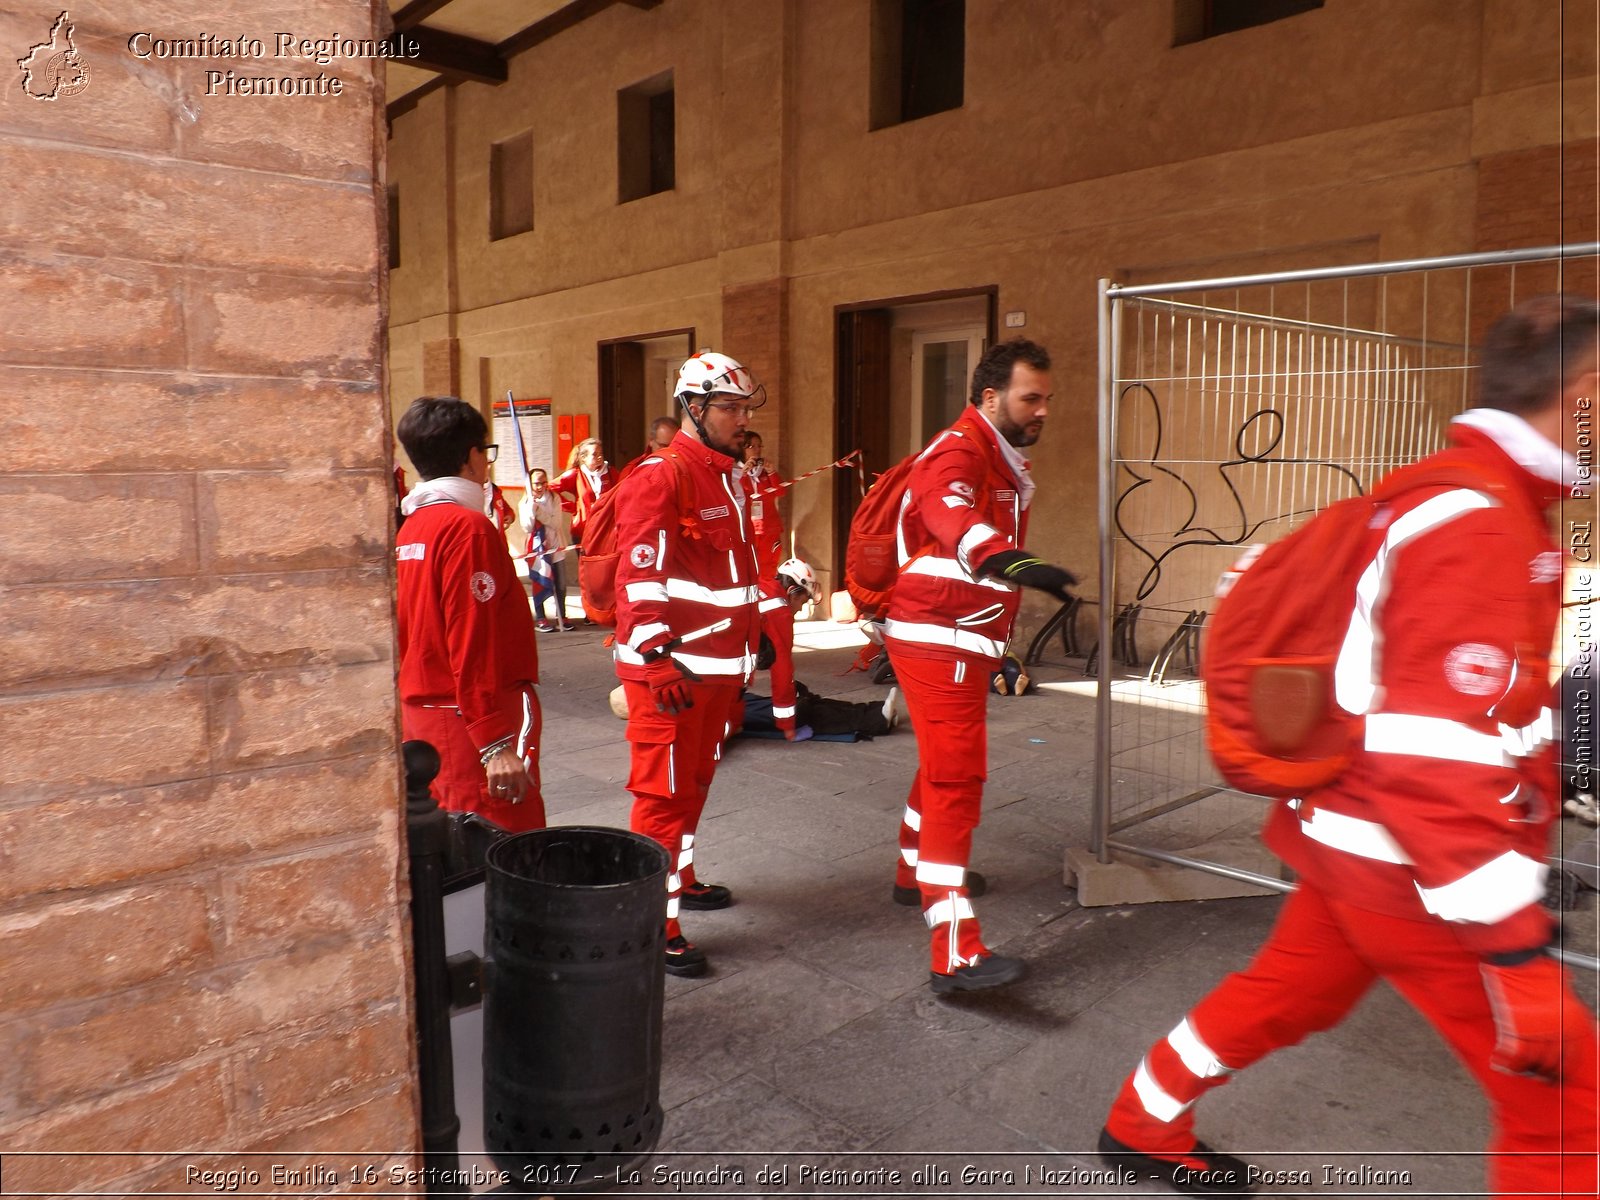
[610,350,765,977]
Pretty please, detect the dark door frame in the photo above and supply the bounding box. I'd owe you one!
[597,326,696,465]
[832,286,998,582]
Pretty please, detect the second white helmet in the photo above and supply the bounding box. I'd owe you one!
[777,556,820,603]
[674,350,764,405]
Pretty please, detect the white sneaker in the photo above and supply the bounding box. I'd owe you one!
[882,686,900,730]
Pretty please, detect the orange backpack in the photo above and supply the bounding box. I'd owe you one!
[1204,453,1502,798]
[577,452,693,627]
[843,453,920,621]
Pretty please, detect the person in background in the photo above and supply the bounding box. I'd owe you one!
[555,437,613,548]
[736,431,785,581]
[519,467,573,633]
[619,416,683,481]
[394,396,544,834]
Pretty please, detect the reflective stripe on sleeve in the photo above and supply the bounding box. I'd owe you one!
[900,847,919,865]
[624,622,672,652]
[758,596,787,613]
[1364,713,1508,767]
[665,579,760,608]
[901,805,922,833]
[1415,851,1547,925]
[625,581,671,604]
[956,523,1002,573]
[902,555,1012,591]
[772,703,796,719]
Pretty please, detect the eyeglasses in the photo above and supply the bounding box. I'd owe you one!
[481,444,499,463]
[702,399,765,418]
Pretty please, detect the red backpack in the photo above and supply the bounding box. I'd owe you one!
[844,453,920,621]
[576,452,693,627]
[1204,453,1503,797]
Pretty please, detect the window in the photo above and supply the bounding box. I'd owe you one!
[1174,0,1324,44]
[870,0,965,130]
[490,131,533,240]
[386,184,400,270]
[618,72,674,203]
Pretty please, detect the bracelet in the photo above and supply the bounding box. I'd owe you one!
[479,736,514,767]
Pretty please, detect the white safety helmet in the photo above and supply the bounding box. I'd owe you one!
[776,556,820,603]
[674,350,766,409]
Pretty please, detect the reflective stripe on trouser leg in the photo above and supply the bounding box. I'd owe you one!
[622,678,741,942]
[677,834,697,890]
[1104,884,1378,1159]
[923,887,985,973]
[896,776,925,890]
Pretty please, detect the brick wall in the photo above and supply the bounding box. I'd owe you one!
[722,277,787,471]
[0,2,419,1191]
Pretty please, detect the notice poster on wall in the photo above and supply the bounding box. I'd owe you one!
[490,397,554,487]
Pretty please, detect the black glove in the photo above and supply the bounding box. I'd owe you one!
[979,548,1078,601]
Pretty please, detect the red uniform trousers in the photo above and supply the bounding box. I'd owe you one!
[888,646,993,973]
[401,684,545,833]
[1106,881,1599,1199]
[623,678,742,942]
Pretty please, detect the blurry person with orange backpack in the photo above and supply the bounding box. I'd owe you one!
[609,351,765,978]
[1098,296,1600,1198]
[880,338,1078,994]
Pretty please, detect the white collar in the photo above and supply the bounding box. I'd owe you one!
[400,475,486,516]
[975,409,1037,509]
[1452,408,1574,486]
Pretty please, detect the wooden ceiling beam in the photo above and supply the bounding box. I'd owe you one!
[396,25,507,84]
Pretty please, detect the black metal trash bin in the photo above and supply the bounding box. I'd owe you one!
[482,826,669,1188]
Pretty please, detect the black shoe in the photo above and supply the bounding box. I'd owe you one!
[893,869,987,906]
[664,935,708,977]
[929,953,1023,994]
[678,882,733,910]
[1096,1128,1253,1195]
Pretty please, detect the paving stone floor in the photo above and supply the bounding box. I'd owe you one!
[465,608,1599,1199]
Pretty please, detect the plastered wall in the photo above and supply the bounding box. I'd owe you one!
[387,0,1598,616]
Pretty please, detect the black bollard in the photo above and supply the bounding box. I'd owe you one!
[403,739,465,1196]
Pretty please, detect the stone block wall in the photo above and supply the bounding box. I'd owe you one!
[0,1,418,1191]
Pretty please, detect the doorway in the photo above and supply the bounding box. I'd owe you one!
[833,288,997,581]
[598,329,694,467]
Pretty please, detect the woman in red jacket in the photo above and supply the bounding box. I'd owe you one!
[554,437,613,547]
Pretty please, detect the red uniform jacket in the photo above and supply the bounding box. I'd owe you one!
[1264,412,1563,955]
[885,409,1030,665]
[611,431,761,683]
[740,462,787,580]
[555,463,613,545]
[396,497,540,750]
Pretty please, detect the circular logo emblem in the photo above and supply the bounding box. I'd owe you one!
[1443,642,1510,696]
[470,571,496,602]
[948,481,974,499]
[630,543,657,568]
